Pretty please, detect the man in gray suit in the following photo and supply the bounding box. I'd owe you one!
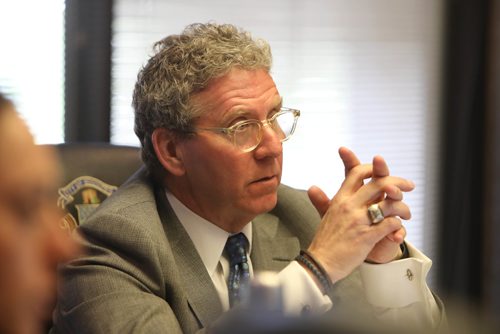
[52,23,444,333]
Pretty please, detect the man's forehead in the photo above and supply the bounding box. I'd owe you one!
[191,69,281,115]
[202,68,275,93]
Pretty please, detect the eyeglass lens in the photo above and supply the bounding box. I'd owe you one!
[235,111,296,151]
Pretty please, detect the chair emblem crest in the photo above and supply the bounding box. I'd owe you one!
[58,176,117,231]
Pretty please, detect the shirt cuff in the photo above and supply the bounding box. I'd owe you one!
[278,261,332,316]
[359,241,433,308]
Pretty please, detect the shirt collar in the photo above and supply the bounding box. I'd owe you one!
[165,190,253,278]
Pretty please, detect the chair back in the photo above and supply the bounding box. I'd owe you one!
[48,143,143,230]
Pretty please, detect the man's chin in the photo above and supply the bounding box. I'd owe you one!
[250,192,279,215]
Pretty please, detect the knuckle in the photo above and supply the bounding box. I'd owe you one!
[385,185,403,200]
[386,216,402,228]
[378,176,408,191]
[349,163,370,179]
[387,201,411,220]
[383,200,394,215]
[400,202,411,219]
[369,177,383,187]
[337,200,353,215]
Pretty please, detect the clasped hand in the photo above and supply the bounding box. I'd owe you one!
[306,147,415,284]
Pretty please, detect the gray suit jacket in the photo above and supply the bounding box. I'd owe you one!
[52,168,345,333]
[52,168,440,333]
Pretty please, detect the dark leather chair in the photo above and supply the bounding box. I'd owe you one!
[48,143,143,230]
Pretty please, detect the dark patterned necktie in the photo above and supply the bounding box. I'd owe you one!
[225,233,250,307]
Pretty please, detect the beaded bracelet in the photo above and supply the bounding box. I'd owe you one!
[295,250,333,294]
[400,241,410,259]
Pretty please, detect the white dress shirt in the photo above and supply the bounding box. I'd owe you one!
[166,191,440,327]
[166,191,253,311]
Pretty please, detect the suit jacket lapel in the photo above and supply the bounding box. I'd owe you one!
[153,185,301,327]
[155,187,223,328]
[251,212,301,272]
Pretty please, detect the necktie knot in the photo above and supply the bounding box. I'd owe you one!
[225,233,249,266]
[225,233,250,307]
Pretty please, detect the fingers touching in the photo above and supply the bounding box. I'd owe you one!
[305,148,414,280]
[357,176,415,205]
[378,199,412,220]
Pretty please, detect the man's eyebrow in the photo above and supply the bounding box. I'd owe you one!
[222,109,251,121]
[218,109,251,124]
[231,109,252,117]
[222,96,284,121]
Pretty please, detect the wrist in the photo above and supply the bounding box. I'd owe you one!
[365,242,409,264]
[295,250,333,295]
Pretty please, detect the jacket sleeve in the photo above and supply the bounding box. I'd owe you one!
[51,208,200,334]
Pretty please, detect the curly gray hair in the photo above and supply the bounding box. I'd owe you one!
[133,22,273,175]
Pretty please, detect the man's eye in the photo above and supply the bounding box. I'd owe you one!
[227,117,248,127]
[234,122,254,133]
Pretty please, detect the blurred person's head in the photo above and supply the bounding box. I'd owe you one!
[0,93,78,333]
[133,22,272,178]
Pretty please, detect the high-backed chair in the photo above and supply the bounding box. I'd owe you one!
[49,143,143,231]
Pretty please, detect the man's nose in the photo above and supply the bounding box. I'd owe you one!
[253,124,282,159]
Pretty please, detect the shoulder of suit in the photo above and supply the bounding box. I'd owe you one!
[275,184,320,222]
[78,170,167,244]
[82,169,158,224]
[277,184,312,205]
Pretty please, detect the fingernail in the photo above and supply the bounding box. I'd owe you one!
[409,180,415,188]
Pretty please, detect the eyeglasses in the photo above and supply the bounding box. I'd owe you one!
[194,107,300,152]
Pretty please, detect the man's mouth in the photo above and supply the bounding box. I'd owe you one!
[251,175,278,184]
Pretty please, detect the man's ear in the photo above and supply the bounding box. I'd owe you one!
[151,128,186,176]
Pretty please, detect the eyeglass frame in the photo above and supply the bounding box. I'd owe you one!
[191,107,301,152]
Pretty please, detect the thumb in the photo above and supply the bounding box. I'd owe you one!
[307,185,330,217]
